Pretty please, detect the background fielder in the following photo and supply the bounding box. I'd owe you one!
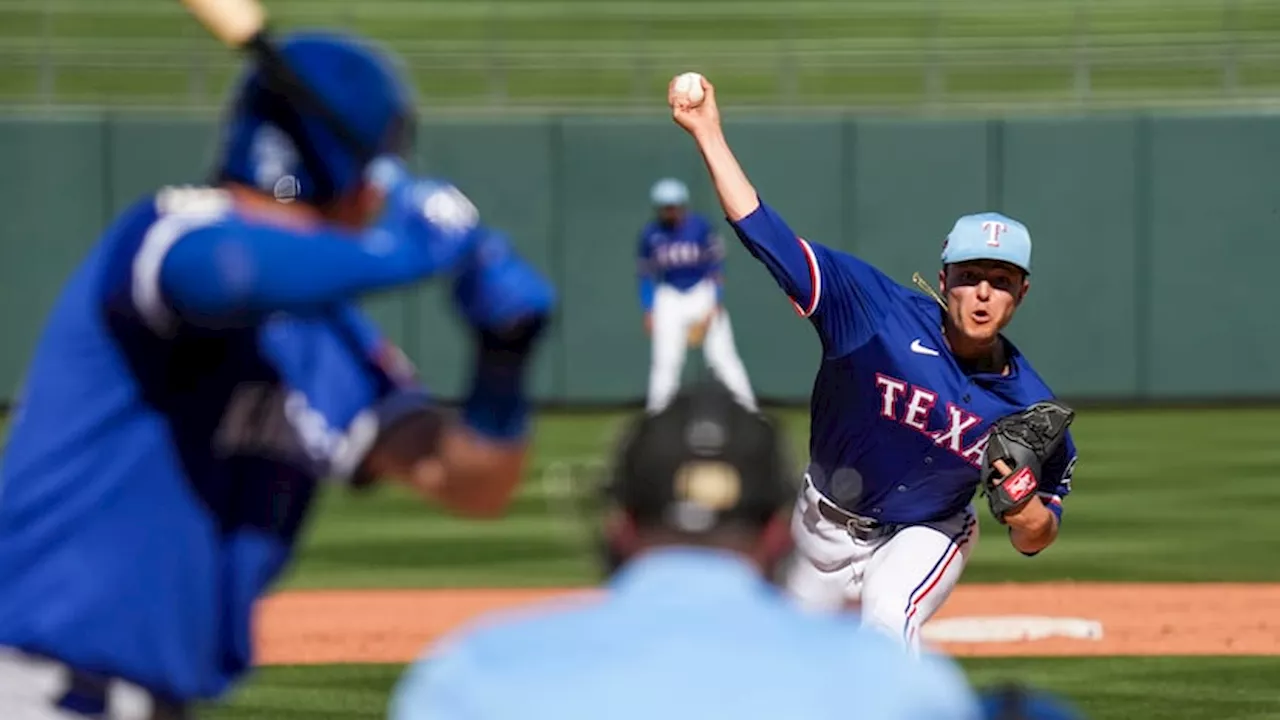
[668,74,1078,653]
[638,178,756,413]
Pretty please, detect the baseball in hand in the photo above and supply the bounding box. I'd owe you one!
[673,72,705,106]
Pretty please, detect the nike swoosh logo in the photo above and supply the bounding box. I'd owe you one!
[910,339,940,356]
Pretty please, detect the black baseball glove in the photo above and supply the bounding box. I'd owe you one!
[980,400,1075,523]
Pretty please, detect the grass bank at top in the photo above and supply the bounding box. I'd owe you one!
[5,0,1280,107]
[200,657,1280,720]
[277,406,1280,590]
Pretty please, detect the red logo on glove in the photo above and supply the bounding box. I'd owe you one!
[1004,466,1038,502]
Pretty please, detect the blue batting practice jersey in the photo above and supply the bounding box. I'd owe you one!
[0,186,430,702]
[637,213,724,298]
[730,200,1076,529]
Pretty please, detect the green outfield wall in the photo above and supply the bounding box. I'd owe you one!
[1,112,1276,403]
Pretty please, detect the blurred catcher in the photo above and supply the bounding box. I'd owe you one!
[390,380,981,720]
[0,30,554,719]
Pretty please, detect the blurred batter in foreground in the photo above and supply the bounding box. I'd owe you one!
[0,30,553,720]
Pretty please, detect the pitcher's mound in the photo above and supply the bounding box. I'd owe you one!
[255,583,1280,663]
[923,616,1104,644]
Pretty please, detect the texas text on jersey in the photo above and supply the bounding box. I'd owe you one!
[637,214,725,295]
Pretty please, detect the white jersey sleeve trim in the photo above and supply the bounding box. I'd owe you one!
[132,214,194,335]
[329,408,380,483]
[788,237,823,318]
[328,389,433,485]
[280,389,380,485]
[132,187,232,336]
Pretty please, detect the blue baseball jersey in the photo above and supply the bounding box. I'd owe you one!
[731,200,1076,530]
[0,186,430,701]
[636,214,724,309]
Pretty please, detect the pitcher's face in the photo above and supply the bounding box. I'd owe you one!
[940,261,1028,343]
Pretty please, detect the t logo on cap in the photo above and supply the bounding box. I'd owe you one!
[941,212,1032,274]
[983,220,1007,247]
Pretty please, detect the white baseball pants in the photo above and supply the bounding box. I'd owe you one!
[0,648,187,719]
[646,280,756,413]
[783,475,978,654]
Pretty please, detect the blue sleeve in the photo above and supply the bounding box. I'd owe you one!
[728,198,904,357]
[639,277,655,312]
[637,229,656,311]
[158,221,448,328]
[449,231,553,443]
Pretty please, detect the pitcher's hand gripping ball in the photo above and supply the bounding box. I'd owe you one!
[981,400,1075,523]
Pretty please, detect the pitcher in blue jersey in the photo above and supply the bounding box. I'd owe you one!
[667,75,1077,652]
[638,178,756,413]
[0,31,553,718]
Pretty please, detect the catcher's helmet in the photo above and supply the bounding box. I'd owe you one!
[593,380,798,575]
[214,30,416,207]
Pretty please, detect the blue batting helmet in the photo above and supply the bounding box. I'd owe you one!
[215,30,416,207]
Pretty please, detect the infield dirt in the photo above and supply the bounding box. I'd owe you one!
[254,583,1280,664]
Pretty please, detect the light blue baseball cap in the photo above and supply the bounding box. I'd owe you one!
[941,212,1032,274]
[650,177,690,207]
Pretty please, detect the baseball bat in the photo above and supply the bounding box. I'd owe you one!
[179,0,379,164]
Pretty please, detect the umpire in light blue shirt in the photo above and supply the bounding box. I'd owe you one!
[388,380,982,720]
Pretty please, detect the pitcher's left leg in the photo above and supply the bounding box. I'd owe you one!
[858,506,979,653]
[701,310,757,411]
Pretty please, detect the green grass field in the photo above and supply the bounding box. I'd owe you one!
[280,406,1280,590]
[4,0,1280,109]
[192,405,1280,719]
